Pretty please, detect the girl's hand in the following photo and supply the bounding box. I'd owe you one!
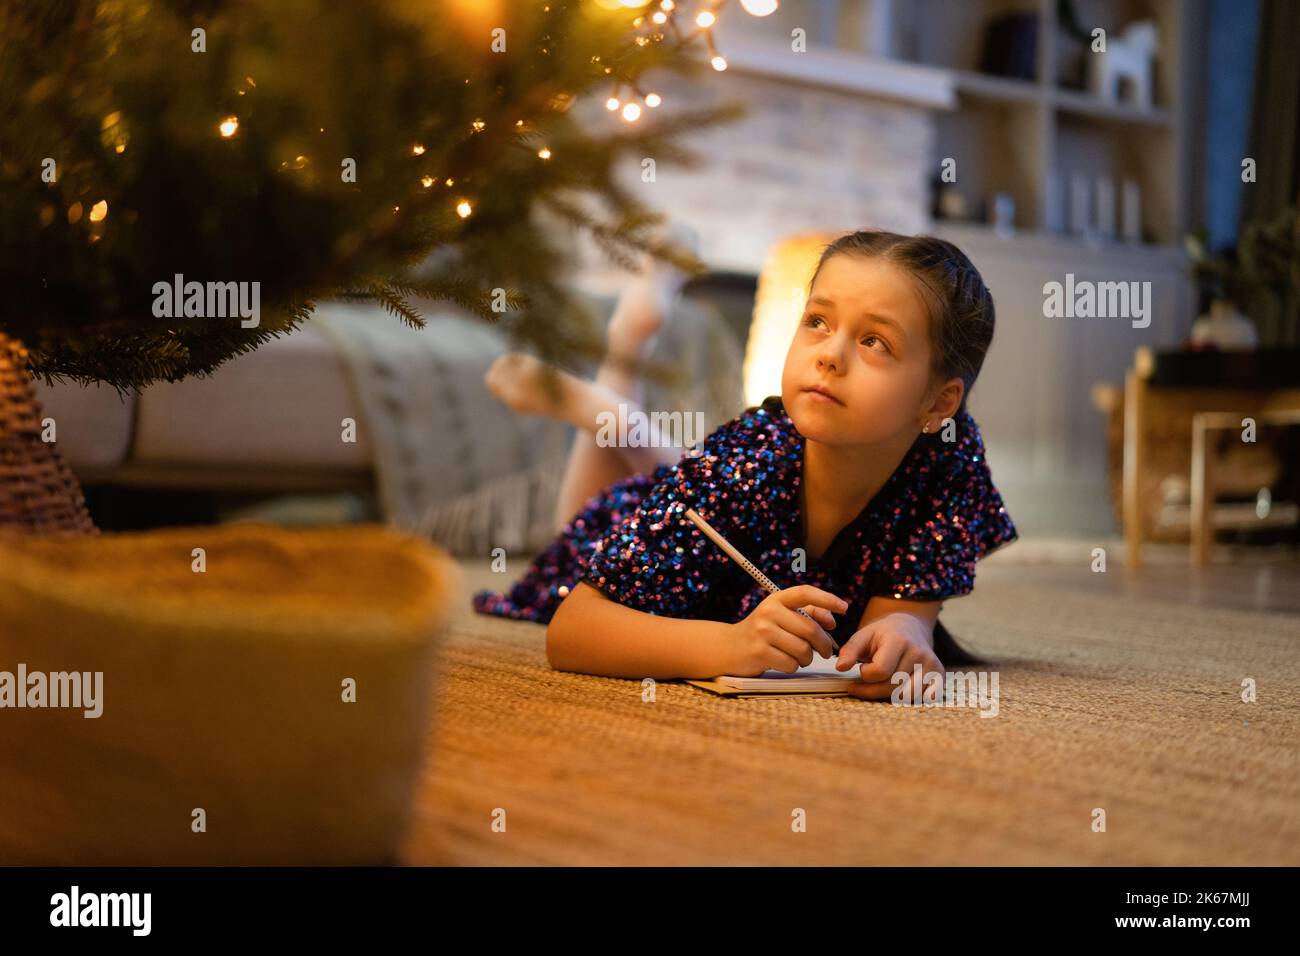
[833,611,944,701]
[722,585,846,677]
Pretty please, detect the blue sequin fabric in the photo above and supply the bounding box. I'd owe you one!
[471,395,1017,629]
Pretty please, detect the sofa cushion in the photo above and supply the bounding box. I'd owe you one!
[131,322,371,469]
[31,379,135,470]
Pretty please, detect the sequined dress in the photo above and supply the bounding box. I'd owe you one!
[472,395,1017,634]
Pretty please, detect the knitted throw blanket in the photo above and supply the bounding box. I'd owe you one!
[313,295,745,557]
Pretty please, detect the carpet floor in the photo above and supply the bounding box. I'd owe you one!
[401,566,1300,866]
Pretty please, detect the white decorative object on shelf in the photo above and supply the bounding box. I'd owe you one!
[1122,179,1143,244]
[1191,299,1258,350]
[865,0,897,57]
[1089,19,1158,109]
[1046,171,1066,233]
[991,193,1016,239]
[1070,173,1091,235]
[1096,175,1116,238]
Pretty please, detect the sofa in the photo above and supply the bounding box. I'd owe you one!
[35,282,752,553]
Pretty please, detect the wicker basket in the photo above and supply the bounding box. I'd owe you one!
[0,331,96,536]
[0,521,461,865]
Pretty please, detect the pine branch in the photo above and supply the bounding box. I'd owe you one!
[365,283,426,329]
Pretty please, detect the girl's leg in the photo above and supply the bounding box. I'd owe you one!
[486,354,674,527]
[485,241,694,531]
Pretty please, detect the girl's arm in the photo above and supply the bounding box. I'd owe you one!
[547,581,732,680]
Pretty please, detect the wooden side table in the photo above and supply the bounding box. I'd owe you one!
[1121,346,1300,567]
[1190,409,1300,564]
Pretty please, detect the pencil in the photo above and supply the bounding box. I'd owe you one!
[683,507,841,654]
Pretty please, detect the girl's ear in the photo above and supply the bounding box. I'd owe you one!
[925,377,965,422]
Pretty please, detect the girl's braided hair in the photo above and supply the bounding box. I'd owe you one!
[807,231,996,418]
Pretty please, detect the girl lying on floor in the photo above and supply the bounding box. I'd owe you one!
[473,228,1017,700]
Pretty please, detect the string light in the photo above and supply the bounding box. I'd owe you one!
[88,200,108,223]
[412,144,426,155]
[421,175,434,188]
[608,1,773,119]
[456,199,473,218]
[218,116,239,138]
[537,147,552,159]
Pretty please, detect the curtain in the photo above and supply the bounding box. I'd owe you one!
[1241,0,1300,344]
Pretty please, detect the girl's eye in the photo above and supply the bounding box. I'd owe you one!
[805,316,889,352]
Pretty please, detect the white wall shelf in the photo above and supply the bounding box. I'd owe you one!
[1053,88,1172,127]
[715,37,957,109]
[714,0,1200,247]
[906,0,1198,245]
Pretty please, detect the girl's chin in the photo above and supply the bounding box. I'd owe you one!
[788,406,847,440]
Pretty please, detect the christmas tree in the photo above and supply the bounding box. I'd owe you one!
[0,0,745,390]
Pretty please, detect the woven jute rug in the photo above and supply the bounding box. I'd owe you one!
[402,575,1300,866]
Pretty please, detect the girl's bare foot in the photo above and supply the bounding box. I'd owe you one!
[485,352,624,434]
[485,351,678,475]
[485,352,571,418]
[604,222,700,361]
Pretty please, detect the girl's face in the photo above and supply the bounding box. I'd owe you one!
[780,253,953,446]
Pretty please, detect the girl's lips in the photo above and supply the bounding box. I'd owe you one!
[803,387,844,406]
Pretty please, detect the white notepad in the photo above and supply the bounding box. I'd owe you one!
[685,653,861,697]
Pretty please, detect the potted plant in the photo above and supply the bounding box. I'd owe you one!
[1184,204,1300,349]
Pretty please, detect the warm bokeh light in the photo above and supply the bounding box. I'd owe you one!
[696,11,716,28]
[412,144,426,155]
[740,0,779,15]
[743,234,829,406]
[605,96,620,111]
[537,147,551,159]
[456,199,473,218]
[621,102,641,121]
[711,55,727,71]
[88,200,108,223]
[218,116,239,138]
[645,92,661,107]
[421,175,434,188]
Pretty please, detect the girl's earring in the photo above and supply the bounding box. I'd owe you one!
[922,421,931,434]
